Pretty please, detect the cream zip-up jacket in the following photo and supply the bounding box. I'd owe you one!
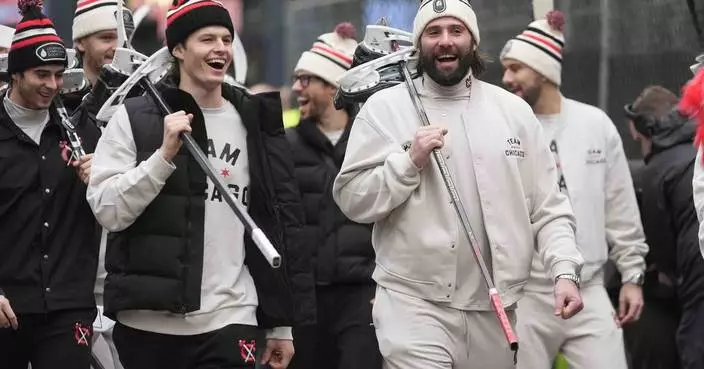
[332,77,584,306]
[529,97,648,291]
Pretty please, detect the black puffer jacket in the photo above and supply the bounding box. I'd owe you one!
[638,111,704,309]
[286,118,375,285]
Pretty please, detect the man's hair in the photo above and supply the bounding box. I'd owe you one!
[632,86,678,120]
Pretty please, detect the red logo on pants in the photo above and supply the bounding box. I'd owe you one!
[238,339,256,363]
[74,322,92,346]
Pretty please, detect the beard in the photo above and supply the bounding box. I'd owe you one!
[419,45,473,86]
[518,83,543,107]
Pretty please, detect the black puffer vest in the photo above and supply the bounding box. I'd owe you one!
[104,85,316,328]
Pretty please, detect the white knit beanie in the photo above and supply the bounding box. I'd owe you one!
[500,10,566,86]
[0,25,14,50]
[72,0,119,41]
[294,23,358,87]
[412,0,480,47]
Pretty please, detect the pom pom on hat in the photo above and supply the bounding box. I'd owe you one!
[335,22,357,40]
[18,0,43,15]
[546,10,565,32]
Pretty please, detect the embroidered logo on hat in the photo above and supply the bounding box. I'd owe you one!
[35,42,66,62]
[433,0,446,13]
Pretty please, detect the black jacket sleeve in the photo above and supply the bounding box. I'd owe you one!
[242,90,316,328]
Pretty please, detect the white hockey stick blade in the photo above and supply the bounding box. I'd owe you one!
[112,47,149,75]
[115,0,135,49]
[361,25,414,55]
[337,47,415,93]
[96,46,171,122]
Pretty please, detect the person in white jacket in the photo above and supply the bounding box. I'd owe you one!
[500,10,648,369]
[332,1,584,368]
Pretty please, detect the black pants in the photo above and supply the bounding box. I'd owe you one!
[113,322,262,369]
[290,284,381,369]
[623,297,682,369]
[0,308,97,369]
[678,301,704,369]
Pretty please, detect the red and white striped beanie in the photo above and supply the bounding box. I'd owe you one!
[8,0,67,75]
[500,10,566,86]
[165,0,234,54]
[294,23,358,87]
[72,0,118,41]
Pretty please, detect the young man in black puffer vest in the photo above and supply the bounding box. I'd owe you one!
[86,1,314,368]
[285,23,382,369]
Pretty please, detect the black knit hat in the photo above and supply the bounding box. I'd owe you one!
[8,0,67,75]
[166,0,234,54]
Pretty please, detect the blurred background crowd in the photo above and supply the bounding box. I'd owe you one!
[1,0,701,159]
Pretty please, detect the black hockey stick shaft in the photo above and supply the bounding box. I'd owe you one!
[139,77,281,268]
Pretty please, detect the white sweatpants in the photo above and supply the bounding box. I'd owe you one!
[372,286,517,369]
[516,284,627,369]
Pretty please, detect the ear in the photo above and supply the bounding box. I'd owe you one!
[172,43,186,62]
[325,82,339,98]
[74,39,86,53]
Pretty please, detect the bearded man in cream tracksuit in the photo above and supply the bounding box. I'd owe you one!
[332,1,585,368]
[500,11,649,369]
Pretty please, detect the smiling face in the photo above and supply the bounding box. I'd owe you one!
[172,26,233,91]
[10,65,65,109]
[418,16,474,86]
[75,29,118,76]
[291,73,336,120]
[501,58,546,107]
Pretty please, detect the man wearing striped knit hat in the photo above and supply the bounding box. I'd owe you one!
[500,10,648,369]
[87,1,314,368]
[72,0,118,88]
[0,1,101,369]
[287,23,382,369]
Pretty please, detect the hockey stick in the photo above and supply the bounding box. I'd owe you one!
[138,77,282,268]
[55,94,87,163]
[398,60,519,362]
[95,46,170,122]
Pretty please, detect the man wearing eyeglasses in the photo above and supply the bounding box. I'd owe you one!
[285,23,382,369]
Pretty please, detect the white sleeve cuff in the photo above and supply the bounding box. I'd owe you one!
[147,149,177,180]
[265,326,293,340]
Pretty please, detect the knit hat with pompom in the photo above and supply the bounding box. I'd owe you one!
[500,10,566,86]
[294,23,359,87]
[8,0,67,75]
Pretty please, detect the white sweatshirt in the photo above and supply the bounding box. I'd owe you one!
[87,100,290,339]
[333,75,583,306]
[527,96,648,291]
